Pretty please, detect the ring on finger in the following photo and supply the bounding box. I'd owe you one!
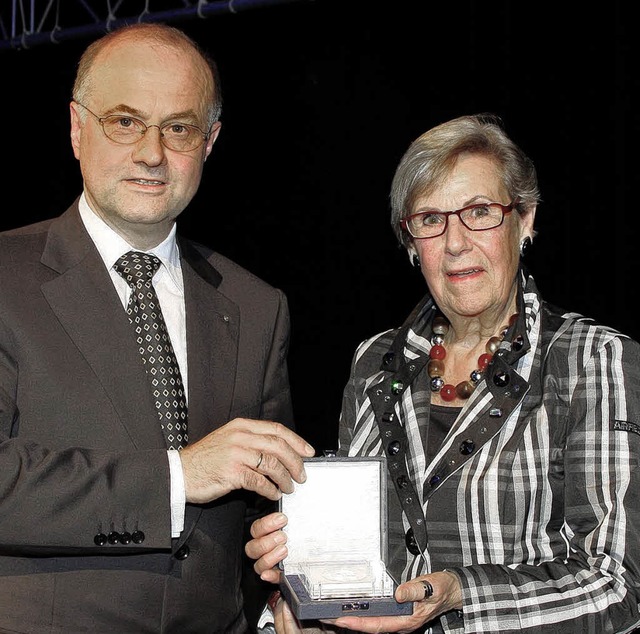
[421,580,434,600]
[256,452,264,469]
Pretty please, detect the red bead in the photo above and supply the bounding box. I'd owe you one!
[440,384,456,401]
[477,353,493,370]
[430,344,446,360]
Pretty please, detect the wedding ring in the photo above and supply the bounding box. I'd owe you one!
[421,580,434,600]
[256,452,264,469]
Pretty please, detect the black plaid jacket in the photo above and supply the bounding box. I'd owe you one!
[338,270,640,633]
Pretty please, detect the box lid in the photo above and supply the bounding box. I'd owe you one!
[280,457,388,572]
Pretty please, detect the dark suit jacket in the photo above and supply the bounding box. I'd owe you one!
[0,200,294,633]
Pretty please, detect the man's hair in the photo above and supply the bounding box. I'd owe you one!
[72,22,222,127]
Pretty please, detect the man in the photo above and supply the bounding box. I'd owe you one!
[0,22,314,633]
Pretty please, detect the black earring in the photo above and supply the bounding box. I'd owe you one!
[412,254,420,268]
[520,236,532,257]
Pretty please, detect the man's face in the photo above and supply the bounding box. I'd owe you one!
[70,36,220,248]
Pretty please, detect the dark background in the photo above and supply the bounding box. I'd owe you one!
[3,0,638,452]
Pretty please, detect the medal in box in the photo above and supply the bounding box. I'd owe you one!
[278,456,413,620]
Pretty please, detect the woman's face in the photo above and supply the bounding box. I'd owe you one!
[411,153,535,321]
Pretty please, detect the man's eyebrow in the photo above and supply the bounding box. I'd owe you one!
[101,104,200,123]
[100,103,142,117]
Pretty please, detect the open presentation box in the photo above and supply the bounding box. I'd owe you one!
[278,456,413,620]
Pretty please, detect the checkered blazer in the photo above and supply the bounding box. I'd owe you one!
[339,270,640,633]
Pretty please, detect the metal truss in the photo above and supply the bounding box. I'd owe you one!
[0,0,309,50]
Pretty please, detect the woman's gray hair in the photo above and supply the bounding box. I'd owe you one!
[390,113,540,248]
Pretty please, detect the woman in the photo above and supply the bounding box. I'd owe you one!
[247,114,640,633]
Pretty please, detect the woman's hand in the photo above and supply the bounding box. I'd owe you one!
[321,570,462,634]
[246,514,464,633]
[273,593,341,634]
[246,511,290,583]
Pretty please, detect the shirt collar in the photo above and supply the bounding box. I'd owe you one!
[78,192,183,289]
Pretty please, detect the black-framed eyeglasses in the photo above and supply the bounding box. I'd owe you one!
[400,200,517,239]
[75,101,212,153]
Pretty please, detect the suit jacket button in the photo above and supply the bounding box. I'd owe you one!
[107,531,120,545]
[132,530,145,544]
[175,545,190,560]
[94,533,107,546]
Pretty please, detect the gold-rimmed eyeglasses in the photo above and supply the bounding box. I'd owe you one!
[75,101,212,153]
[400,201,517,239]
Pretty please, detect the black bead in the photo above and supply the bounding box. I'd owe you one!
[175,545,190,560]
[387,440,401,456]
[107,531,120,545]
[493,371,510,387]
[460,439,475,455]
[405,528,421,556]
[94,533,107,546]
[120,531,132,545]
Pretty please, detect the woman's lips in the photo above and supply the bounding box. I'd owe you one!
[447,268,483,278]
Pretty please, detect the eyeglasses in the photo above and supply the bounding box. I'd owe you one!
[75,101,212,153]
[400,201,517,239]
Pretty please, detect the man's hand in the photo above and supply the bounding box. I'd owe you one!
[179,418,315,503]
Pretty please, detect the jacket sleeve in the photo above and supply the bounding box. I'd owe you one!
[447,333,640,633]
[0,298,173,554]
[242,287,295,631]
[257,288,294,429]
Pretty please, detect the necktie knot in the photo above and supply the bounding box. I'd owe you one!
[114,251,161,288]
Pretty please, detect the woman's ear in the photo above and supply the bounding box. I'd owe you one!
[521,202,537,237]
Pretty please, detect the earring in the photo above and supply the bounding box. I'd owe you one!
[520,236,532,257]
[412,254,420,268]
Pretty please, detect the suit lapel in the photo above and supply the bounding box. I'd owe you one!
[39,204,167,450]
[178,239,240,548]
[179,238,239,443]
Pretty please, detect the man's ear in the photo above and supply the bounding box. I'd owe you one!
[203,121,221,162]
[69,102,83,160]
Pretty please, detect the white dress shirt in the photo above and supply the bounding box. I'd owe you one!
[78,193,187,536]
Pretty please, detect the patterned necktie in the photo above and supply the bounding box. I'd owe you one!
[114,251,188,450]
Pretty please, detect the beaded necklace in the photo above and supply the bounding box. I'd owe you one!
[428,312,518,402]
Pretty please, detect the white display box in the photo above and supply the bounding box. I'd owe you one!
[278,457,413,620]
